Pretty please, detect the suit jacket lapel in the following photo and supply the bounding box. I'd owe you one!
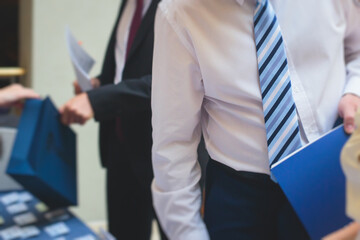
[126,0,159,60]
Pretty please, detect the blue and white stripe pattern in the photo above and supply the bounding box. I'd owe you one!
[254,0,302,167]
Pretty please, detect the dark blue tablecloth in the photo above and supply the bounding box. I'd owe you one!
[0,190,98,240]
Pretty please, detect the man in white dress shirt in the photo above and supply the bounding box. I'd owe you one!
[151,0,360,239]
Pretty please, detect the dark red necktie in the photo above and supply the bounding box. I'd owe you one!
[126,0,144,59]
[116,0,144,141]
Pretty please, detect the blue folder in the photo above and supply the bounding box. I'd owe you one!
[6,97,77,209]
[271,125,352,240]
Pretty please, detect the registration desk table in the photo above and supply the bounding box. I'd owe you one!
[0,190,98,240]
[0,68,25,83]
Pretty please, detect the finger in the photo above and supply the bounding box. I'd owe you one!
[75,87,82,95]
[64,107,78,125]
[76,115,86,125]
[60,111,68,125]
[17,88,40,100]
[68,114,76,125]
[91,78,100,88]
[61,107,72,125]
[23,89,41,99]
[73,81,82,95]
[343,107,356,134]
[59,106,65,114]
[79,115,90,125]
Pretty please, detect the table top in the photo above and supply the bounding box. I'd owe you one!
[0,68,25,78]
[0,190,98,240]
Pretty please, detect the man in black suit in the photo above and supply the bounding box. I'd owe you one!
[60,0,165,239]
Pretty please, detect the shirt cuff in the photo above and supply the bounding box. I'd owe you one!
[344,76,360,97]
[151,181,210,240]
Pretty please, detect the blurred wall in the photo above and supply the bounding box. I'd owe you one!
[19,0,121,222]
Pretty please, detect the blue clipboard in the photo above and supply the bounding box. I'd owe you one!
[271,125,352,240]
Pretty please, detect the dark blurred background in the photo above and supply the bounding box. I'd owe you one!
[0,0,19,67]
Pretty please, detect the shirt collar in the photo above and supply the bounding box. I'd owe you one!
[236,0,263,6]
[236,0,245,5]
[236,0,262,6]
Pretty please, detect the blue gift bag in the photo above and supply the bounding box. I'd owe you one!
[7,97,77,209]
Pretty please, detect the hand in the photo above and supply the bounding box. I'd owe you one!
[73,81,82,95]
[338,94,360,134]
[323,221,360,240]
[0,84,40,107]
[73,78,100,95]
[59,93,94,125]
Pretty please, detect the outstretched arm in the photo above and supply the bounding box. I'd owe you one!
[0,84,40,107]
[60,75,151,125]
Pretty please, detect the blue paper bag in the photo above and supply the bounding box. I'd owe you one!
[6,97,77,209]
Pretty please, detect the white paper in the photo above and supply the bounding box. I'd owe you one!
[13,212,37,226]
[6,203,28,215]
[65,26,95,92]
[0,226,22,240]
[44,222,70,237]
[44,209,69,222]
[1,192,19,206]
[18,192,33,203]
[74,234,97,240]
[21,226,40,238]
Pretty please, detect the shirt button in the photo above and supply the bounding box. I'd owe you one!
[292,86,299,93]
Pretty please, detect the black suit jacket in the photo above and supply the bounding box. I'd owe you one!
[87,0,160,185]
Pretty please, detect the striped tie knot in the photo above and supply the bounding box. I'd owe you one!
[256,0,267,6]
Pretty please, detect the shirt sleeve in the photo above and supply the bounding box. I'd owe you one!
[151,5,210,240]
[343,2,360,96]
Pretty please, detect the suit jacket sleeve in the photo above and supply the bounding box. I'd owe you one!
[86,75,151,122]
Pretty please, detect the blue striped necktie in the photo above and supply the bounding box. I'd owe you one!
[254,0,302,168]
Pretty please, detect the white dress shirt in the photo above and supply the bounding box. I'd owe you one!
[151,0,360,239]
[114,0,152,84]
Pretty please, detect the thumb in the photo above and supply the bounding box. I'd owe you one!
[59,105,65,114]
[342,106,356,134]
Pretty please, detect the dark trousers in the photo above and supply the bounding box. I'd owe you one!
[106,150,167,240]
[204,159,310,240]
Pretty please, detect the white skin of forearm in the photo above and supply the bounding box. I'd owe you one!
[0,84,40,107]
